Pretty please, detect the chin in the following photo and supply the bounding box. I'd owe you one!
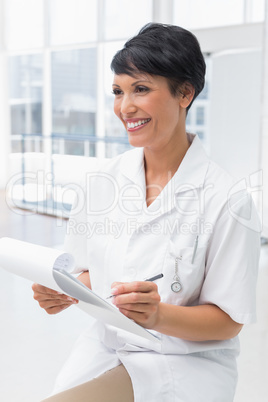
[128,128,155,145]
[128,136,148,148]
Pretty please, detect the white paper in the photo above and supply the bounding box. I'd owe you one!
[0,237,74,292]
[52,268,160,343]
[0,237,160,343]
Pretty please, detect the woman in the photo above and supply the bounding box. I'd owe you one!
[33,23,260,401]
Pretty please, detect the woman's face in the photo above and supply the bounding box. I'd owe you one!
[112,73,187,150]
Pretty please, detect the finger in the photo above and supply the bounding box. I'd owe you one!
[112,288,160,306]
[33,291,78,304]
[32,283,64,296]
[113,292,150,305]
[110,282,124,294]
[118,308,148,325]
[38,298,78,310]
[111,281,157,296]
[115,302,150,313]
[111,281,124,287]
[46,304,73,315]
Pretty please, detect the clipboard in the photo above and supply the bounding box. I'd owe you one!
[0,237,160,343]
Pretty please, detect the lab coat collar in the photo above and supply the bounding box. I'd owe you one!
[172,133,209,194]
[120,134,209,193]
[119,134,210,222]
[120,146,146,189]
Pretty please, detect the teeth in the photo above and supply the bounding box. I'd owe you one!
[127,119,150,129]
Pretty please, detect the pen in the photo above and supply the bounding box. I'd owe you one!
[191,235,199,264]
[145,273,164,282]
[106,273,164,299]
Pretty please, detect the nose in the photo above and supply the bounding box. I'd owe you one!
[119,93,137,115]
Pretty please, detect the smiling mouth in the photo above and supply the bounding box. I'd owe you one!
[126,118,151,131]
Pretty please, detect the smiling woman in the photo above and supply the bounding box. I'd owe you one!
[112,74,191,152]
[33,23,260,402]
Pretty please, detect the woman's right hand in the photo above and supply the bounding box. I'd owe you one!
[32,283,78,315]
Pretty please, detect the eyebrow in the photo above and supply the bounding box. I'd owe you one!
[112,79,153,87]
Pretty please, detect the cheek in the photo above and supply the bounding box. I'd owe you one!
[162,101,180,123]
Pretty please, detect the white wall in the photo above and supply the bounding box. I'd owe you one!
[194,23,263,54]
[209,49,262,180]
[0,52,10,189]
[0,0,10,189]
[259,0,268,238]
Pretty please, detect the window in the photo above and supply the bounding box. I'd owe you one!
[104,0,153,40]
[174,0,245,29]
[198,82,209,100]
[49,0,98,45]
[186,56,211,150]
[6,0,43,50]
[51,48,97,136]
[196,106,205,126]
[251,0,265,22]
[173,0,265,29]
[9,54,43,152]
[51,48,97,156]
[104,42,132,157]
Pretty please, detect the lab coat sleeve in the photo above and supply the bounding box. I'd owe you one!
[63,187,89,274]
[199,190,261,324]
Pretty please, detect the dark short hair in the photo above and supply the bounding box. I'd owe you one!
[111,23,206,111]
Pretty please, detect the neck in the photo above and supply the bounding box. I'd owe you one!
[144,132,190,179]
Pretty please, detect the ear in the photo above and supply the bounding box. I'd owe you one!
[179,83,195,109]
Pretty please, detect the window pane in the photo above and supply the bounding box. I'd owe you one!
[186,56,211,147]
[9,54,43,138]
[6,0,43,49]
[251,0,265,22]
[173,0,244,29]
[49,0,97,45]
[10,136,43,153]
[197,82,209,100]
[186,110,192,126]
[104,0,153,40]
[51,48,97,156]
[196,106,205,125]
[52,138,95,156]
[104,42,132,157]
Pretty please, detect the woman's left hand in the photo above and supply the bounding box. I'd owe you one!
[110,281,161,329]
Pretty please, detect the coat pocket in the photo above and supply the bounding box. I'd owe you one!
[159,241,207,306]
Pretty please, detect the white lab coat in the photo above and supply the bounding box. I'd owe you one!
[53,134,260,401]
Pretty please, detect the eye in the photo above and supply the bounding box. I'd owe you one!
[112,88,123,95]
[135,86,149,93]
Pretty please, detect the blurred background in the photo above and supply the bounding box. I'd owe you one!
[0,0,267,401]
